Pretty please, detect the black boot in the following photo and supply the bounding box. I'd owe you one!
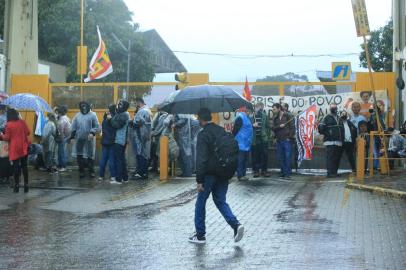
[87,158,95,178]
[77,155,86,179]
[13,178,19,193]
[24,178,29,193]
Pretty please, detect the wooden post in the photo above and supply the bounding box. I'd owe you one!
[356,137,365,181]
[363,35,390,175]
[369,131,374,177]
[159,136,169,181]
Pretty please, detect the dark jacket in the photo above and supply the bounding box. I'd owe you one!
[343,119,357,144]
[252,110,271,145]
[196,122,226,183]
[272,111,294,142]
[368,111,386,132]
[318,114,344,143]
[101,114,116,146]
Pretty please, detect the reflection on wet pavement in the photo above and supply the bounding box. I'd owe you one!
[0,171,405,269]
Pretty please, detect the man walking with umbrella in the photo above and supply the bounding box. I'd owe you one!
[189,108,244,244]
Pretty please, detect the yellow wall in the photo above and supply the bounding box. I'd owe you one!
[10,74,50,141]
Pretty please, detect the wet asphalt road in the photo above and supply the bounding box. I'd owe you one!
[0,171,405,270]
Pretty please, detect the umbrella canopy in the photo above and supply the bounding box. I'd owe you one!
[158,85,253,114]
[2,93,53,112]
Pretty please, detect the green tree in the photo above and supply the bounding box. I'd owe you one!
[252,72,311,96]
[0,0,155,82]
[38,0,154,82]
[359,20,393,72]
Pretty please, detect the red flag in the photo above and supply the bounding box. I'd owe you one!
[242,77,252,101]
[295,104,317,166]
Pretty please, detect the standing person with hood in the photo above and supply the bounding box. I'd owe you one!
[0,108,31,193]
[99,104,117,181]
[133,97,152,180]
[174,114,193,177]
[109,100,131,184]
[318,103,344,178]
[42,112,59,173]
[251,102,271,178]
[56,105,71,172]
[69,101,100,179]
[340,110,357,172]
[272,103,295,179]
[232,107,253,181]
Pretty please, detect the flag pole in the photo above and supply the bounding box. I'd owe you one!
[80,0,84,98]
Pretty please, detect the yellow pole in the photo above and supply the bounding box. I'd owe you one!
[159,136,169,181]
[356,137,365,181]
[80,0,84,98]
[362,35,389,175]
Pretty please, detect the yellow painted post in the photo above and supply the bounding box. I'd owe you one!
[113,84,118,103]
[356,137,365,181]
[279,84,285,96]
[159,136,169,181]
[369,132,375,177]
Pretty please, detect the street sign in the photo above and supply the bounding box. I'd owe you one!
[351,0,370,37]
[332,62,352,81]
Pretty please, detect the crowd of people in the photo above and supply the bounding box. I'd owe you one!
[1,90,406,194]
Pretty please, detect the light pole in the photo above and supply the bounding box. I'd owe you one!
[111,33,131,100]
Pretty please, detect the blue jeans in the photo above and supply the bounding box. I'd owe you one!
[99,145,116,178]
[237,150,249,177]
[179,148,192,176]
[277,140,292,176]
[58,140,67,168]
[194,175,240,236]
[136,155,148,177]
[113,144,128,182]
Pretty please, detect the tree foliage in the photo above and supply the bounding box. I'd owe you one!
[252,72,311,96]
[359,20,393,72]
[1,0,155,82]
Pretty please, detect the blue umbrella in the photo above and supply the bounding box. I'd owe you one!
[158,85,253,114]
[2,93,53,112]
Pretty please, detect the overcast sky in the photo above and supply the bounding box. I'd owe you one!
[124,0,392,82]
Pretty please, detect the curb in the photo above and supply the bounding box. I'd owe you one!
[346,183,406,199]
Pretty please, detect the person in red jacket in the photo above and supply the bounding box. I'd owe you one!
[0,108,31,193]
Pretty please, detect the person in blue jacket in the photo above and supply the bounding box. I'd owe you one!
[232,107,253,181]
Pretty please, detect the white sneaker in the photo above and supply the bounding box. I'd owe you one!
[234,225,244,243]
[110,180,122,185]
[98,177,104,181]
[58,168,67,172]
[110,177,116,181]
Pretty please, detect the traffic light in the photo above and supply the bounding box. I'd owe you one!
[175,72,188,90]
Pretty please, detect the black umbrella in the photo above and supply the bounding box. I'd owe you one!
[158,85,253,114]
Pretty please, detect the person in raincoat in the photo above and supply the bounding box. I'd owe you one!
[232,107,253,181]
[69,101,100,179]
[0,104,7,132]
[56,105,71,172]
[173,114,194,177]
[150,110,169,172]
[133,97,152,180]
[42,112,59,173]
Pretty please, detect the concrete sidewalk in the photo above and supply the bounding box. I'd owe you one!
[346,169,406,199]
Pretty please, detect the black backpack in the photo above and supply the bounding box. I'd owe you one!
[212,130,239,179]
